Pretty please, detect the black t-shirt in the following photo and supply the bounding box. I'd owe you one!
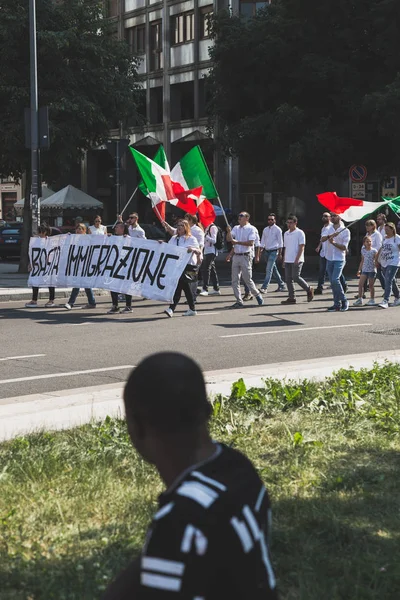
[103,443,278,599]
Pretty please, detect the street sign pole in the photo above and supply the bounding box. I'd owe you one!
[29,0,40,234]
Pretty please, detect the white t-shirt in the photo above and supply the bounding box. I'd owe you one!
[320,224,331,258]
[379,235,400,268]
[190,224,205,249]
[260,224,283,251]
[283,228,306,263]
[129,224,146,239]
[361,247,377,273]
[204,224,218,256]
[168,234,200,266]
[89,224,107,235]
[231,223,257,254]
[324,224,351,261]
[369,230,382,250]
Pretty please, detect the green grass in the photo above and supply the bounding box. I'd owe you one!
[1,362,400,599]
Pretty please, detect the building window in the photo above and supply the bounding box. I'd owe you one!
[125,24,146,54]
[239,0,270,17]
[171,11,195,45]
[200,6,213,39]
[150,21,163,71]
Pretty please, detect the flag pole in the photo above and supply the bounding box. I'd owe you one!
[216,196,230,228]
[152,201,163,223]
[113,185,138,227]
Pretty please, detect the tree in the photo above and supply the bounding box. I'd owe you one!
[0,0,142,270]
[207,0,400,184]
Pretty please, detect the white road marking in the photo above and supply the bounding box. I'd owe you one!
[220,323,372,339]
[0,354,46,361]
[63,322,96,327]
[0,365,135,385]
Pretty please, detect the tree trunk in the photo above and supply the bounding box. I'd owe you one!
[18,173,32,274]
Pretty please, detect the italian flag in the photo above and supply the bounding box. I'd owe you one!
[171,145,218,227]
[316,192,395,222]
[131,147,199,220]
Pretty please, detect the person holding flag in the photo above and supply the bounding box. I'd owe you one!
[321,212,350,312]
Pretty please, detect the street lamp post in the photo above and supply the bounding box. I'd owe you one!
[29,0,40,234]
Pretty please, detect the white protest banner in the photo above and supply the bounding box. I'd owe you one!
[28,235,191,303]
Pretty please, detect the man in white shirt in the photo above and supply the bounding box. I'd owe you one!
[376,213,387,237]
[199,222,220,296]
[226,212,264,308]
[125,213,146,239]
[281,215,314,305]
[322,212,351,312]
[257,213,286,294]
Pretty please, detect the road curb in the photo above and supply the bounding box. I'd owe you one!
[1,349,400,441]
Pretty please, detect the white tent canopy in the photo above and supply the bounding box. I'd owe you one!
[40,185,103,210]
[15,186,55,206]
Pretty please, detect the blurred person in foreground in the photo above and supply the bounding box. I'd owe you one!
[102,352,278,599]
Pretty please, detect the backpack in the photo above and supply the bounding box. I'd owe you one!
[208,224,224,250]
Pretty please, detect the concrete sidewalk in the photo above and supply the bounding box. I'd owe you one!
[1,349,400,441]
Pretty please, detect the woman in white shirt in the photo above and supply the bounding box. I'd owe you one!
[163,220,201,317]
[88,215,107,235]
[376,222,400,309]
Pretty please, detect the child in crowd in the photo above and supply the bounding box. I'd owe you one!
[25,225,56,308]
[353,235,377,306]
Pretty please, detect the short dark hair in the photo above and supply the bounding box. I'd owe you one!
[115,222,129,235]
[287,214,298,223]
[38,224,49,235]
[268,213,276,218]
[124,353,212,433]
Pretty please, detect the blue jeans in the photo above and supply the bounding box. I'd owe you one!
[262,249,284,289]
[326,260,346,306]
[68,288,96,306]
[382,265,399,302]
[318,256,346,290]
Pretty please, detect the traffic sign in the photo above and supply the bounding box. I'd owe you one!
[349,165,367,182]
[381,176,397,198]
[351,182,365,199]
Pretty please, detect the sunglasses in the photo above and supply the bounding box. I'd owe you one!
[238,214,247,218]
[267,218,274,221]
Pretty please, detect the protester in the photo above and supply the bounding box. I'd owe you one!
[322,212,350,312]
[64,223,96,310]
[118,212,146,239]
[258,213,286,294]
[375,222,400,309]
[376,212,387,237]
[164,220,201,317]
[25,225,56,308]
[243,223,261,301]
[102,352,278,600]
[353,236,377,306]
[354,219,383,298]
[281,215,314,305]
[88,215,107,235]
[108,223,132,314]
[226,212,264,308]
[199,221,221,296]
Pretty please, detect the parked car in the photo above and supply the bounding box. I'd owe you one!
[0,223,23,258]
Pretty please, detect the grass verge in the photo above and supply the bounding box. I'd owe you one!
[1,362,400,599]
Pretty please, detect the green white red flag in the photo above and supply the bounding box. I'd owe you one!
[316,192,394,222]
[171,145,217,227]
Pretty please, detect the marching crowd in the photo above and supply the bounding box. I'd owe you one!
[25,208,400,313]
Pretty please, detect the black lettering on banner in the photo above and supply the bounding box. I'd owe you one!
[140,250,160,286]
[156,254,180,290]
[126,247,139,280]
[113,246,134,280]
[101,245,119,277]
[84,245,99,277]
[94,245,111,276]
[86,246,101,277]
[31,247,42,276]
[46,247,60,276]
[131,248,151,282]
[74,245,91,276]
[66,244,80,277]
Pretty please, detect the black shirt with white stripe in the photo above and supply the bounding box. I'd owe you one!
[103,443,278,599]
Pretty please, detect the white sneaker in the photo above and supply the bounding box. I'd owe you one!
[199,290,208,296]
[378,300,389,309]
[209,290,221,296]
[164,308,173,318]
[393,298,400,306]
[353,298,363,306]
[45,301,56,308]
[25,301,38,308]
[64,303,72,310]
[182,309,197,316]
[260,288,268,294]
[366,299,376,306]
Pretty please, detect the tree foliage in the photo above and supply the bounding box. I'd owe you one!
[207,0,400,183]
[0,0,142,184]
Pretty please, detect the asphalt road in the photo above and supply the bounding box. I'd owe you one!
[1,274,399,400]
